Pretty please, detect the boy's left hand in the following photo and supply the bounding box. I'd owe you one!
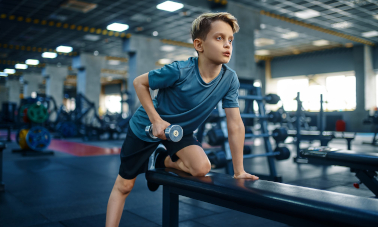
[233,171,259,180]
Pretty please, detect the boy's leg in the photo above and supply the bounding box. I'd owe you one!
[106,175,136,227]
[164,145,211,177]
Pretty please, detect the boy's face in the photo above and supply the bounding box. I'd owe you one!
[196,20,234,64]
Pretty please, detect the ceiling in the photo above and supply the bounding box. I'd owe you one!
[0,0,377,77]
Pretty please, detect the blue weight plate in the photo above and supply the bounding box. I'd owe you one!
[26,126,52,151]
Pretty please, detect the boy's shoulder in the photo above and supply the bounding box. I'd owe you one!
[173,57,196,69]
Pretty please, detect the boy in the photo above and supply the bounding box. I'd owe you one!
[106,12,259,227]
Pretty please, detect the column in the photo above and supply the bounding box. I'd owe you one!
[22,73,42,97]
[226,2,261,80]
[42,65,68,109]
[123,35,162,113]
[6,79,21,104]
[72,53,105,110]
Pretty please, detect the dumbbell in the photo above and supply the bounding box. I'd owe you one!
[145,124,183,142]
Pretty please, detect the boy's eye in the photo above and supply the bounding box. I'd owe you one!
[217,37,222,40]
[229,39,233,43]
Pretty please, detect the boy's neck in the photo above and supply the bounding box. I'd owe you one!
[197,56,223,83]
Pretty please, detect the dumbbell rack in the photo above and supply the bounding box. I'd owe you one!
[217,85,282,182]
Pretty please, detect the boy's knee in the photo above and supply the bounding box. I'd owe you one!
[191,161,211,177]
[115,178,135,195]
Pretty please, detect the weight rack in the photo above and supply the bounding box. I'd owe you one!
[209,83,283,182]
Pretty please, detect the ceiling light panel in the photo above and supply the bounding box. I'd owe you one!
[362,31,378,38]
[160,45,176,52]
[331,21,352,29]
[0,72,8,77]
[56,46,73,53]
[294,9,320,19]
[255,38,275,47]
[42,52,58,58]
[15,64,28,69]
[255,50,270,55]
[313,39,330,46]
[157,1,184,12]
[26,59,39,65]
[107,23,129,32]
[281,32,299,39]
[84,34,101,41]
[4,68,15,74]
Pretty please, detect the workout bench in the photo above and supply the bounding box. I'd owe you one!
[146,168,378,227]
[300,147,378,197]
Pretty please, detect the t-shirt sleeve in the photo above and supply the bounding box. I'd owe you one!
[148,61,180,90]
[222,73,240,109]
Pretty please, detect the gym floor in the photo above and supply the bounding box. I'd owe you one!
[0,131,377,227]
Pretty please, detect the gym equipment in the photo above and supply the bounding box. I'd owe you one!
[207,150,227,169]
[25,126,51,151]
[300,147,378,197]
[145,124,183,142]
[146,168,378,227]
[0,142,5,192]
[199,82,289,182]
[267,111,282,123]
[27,104,49,123]
[17,129,30,150]
[363,109,378,146]
[56,121,78,137]
[239,93,280,105]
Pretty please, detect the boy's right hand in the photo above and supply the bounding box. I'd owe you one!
[152,119,171,140]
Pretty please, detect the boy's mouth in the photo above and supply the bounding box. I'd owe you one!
[222,51,230,57]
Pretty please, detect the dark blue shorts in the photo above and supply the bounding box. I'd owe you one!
[119,126,202,179]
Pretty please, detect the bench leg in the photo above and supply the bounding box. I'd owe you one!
[355,170,378,197]
[163,186,179,227]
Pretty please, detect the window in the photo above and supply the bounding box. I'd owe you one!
[105,95,121,113]
[325,75,356,111]
[275,74,356,112]
[277,79,309,111]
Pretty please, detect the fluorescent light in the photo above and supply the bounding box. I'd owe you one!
[157,1,184,12]
[4,68,16,74]
[26,59,39,65]
[56,46,73,53]
[281,32,299,39]
[152,31,158,36]
[42,52,57,58]
[158,59,172,64]
[160,45,176,52]
[362,31,378,38]
[331,21,352,29]
[255,50,270,55]
[294,9,320,19]
[15,64,28,69]
[254,38,275,47]
[0,72,8,77]
[84,34,101,41]
[254,81,261,87]
[108,60,120,65]
[313,39,330,46]
[107,23,129,32]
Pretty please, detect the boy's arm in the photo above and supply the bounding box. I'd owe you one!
[224,108,259,180]
[133,73,170,139]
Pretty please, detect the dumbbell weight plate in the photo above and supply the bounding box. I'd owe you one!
[145,124,183,142]
[274,146,291,160]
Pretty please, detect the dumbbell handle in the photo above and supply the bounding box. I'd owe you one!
[145,124,183,142]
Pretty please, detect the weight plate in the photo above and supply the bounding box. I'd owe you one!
[18,129,30,150]
[27,104,49,123]
[26,126,51,151]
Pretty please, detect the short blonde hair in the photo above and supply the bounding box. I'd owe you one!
[191,12,239,41]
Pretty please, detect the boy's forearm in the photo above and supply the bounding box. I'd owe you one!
[228,124,245,175]
[133,81,161,124]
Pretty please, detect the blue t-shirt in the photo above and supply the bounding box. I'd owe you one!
[129,57,239,142]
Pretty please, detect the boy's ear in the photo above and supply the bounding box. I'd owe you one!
[193,38,203,53]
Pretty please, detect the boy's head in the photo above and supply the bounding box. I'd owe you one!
[191,12,239,64]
